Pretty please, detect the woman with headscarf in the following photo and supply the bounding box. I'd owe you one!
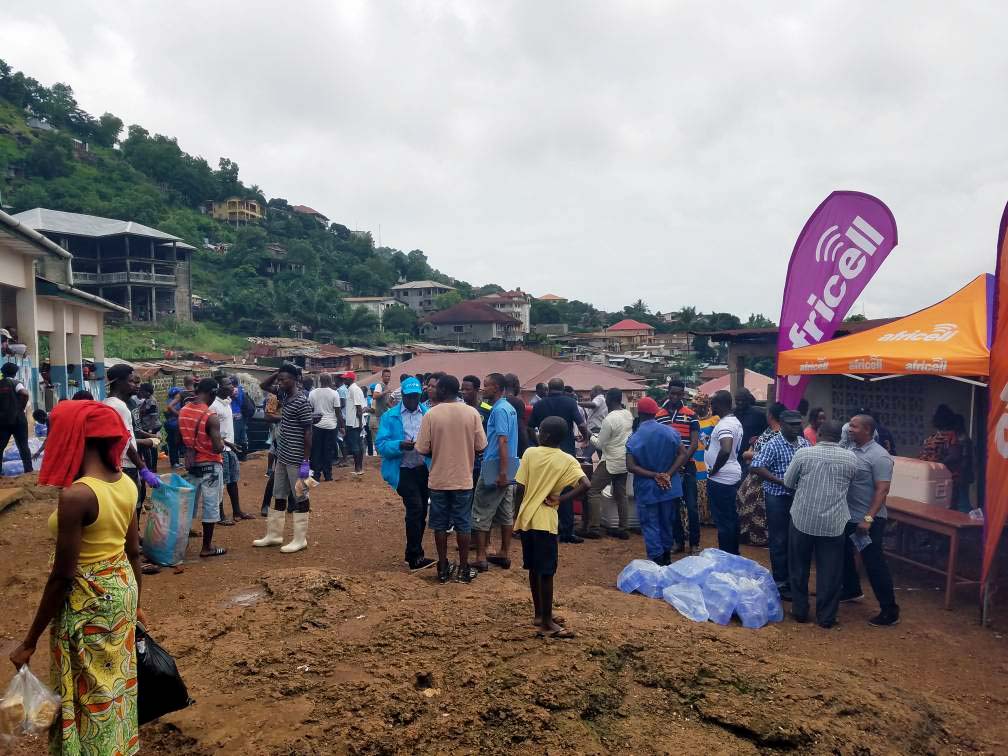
[9,400,147,756]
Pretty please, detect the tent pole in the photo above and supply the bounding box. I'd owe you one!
[970,384,976,438]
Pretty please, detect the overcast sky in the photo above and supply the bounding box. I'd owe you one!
[3,1,1007,318]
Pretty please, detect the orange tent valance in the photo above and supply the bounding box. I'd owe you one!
[777,274,992,379]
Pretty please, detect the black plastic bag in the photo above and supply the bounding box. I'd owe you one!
[136,625,193,725]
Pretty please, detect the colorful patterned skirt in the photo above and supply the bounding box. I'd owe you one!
[49,551,139,756]
[736,474,768,547]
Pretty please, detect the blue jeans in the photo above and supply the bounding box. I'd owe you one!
[707,480,740,555]
[673,471,701,547]
[428,489,473,534]
[764,491,793,590]
[636,498,677,561]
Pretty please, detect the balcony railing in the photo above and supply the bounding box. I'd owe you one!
[71,271,177,286]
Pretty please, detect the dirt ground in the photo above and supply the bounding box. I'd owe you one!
[1,454,1006,755]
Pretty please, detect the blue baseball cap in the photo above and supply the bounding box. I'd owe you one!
[401,377,422,395]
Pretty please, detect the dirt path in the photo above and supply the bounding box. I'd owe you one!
[1,456,1006,754]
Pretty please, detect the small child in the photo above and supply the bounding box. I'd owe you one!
[513,416,590,638]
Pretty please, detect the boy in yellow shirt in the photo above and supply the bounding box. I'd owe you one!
[514,417,590,638]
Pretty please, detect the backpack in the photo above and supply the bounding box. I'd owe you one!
[0,378,21,426]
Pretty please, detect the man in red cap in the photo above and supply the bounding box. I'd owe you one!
[342,372,366,475]
[626,396,690,565]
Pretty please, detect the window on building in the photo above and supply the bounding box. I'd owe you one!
[453,325,464,333]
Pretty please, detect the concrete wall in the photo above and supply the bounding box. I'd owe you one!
[174,255,192,321]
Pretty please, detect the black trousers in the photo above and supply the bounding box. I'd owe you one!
[310,426,338,481]
[788,524,845,626]
[397,465,429,565]
[843,519,898,614]
[0,417,32,474]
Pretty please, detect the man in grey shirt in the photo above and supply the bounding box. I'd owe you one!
[841,413,899,626]
[783,421,857,628]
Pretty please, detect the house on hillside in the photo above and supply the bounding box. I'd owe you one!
[264,243,305,275]
[202,197,265,226]
[391,280,456,314]
[344,296,398,329]
[12,208,193,322]
[0,208,128,405]
[477,288,533,334]
[606,318,655,351]
[420,301,522,348]
[536,293,567,304]
[291,205,329,225]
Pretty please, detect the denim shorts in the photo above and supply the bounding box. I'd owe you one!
[222,449,240,485]
[428,489,473,534]
[344,427,363,454]
[187,463,223,524]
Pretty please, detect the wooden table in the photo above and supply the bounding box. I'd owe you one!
[885,496,983,609]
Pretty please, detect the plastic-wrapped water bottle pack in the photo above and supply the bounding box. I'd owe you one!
[617,549,783,629]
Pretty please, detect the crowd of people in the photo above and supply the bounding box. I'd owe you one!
[10,358,973,753]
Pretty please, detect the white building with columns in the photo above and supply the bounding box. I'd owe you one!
[0,209,126,408]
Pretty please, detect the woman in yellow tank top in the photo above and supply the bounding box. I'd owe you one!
[9,400,148,756]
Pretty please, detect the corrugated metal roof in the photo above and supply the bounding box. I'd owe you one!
[12,208,182,241]
[391,280,456,290]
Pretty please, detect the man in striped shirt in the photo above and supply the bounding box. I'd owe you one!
[782,421,857,628]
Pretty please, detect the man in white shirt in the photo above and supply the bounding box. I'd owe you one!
[704,390,744,554]
[579,384,608,463]
[308,372,343,482]
[584,389,634,540]
[342,371,366,475]
[103,363,160,510]
[212,379,252,522]
[0,362,33,475]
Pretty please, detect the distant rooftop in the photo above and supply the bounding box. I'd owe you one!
[608,318,655,332]
[537,293,566,301]
[291,204,328,219]
[392,280,456,291]
[426,301,521,325]
[12,208,181,241]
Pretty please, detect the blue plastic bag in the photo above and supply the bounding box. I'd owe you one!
[662,582,709,622]
[735,577,769,628]
[143,474,196,566]
[701,548,770,580]
[617,559,663,598]
[667,553,716,584]
[702,571,739,625]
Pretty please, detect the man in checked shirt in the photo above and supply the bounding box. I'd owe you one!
[782,420,858,628]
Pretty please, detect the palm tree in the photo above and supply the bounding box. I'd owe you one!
[670,306,706,332]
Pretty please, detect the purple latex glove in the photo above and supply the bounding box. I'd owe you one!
[139,467,161,488]
[298,460,311,479]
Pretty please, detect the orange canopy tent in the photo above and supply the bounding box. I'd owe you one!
[777,274,993,382]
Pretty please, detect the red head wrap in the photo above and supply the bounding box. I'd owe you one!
[37,400,129,488]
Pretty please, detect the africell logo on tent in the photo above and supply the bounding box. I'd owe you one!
[877,323,959,342]
[777,192,898,410]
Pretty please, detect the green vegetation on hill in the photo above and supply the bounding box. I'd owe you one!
[104,320,250,362]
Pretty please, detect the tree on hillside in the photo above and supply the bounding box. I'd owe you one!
[531,299,561,325]
[92,112,124,148]
[477,284,505,296]
[744,313,776,329]
[844,313,866,323]
[381,304,417,335]
[24,131,73,179]
[623,299,651,319]
[343,306,380,336]
[434,291,463,310]
[666,306,706,332]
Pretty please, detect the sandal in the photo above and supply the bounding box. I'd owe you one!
[199,547,228,558]
[537,627,576,639]
[218,518,236,527]
[235,512,257,520]
[141,563,162,575]
[487,555,511,569]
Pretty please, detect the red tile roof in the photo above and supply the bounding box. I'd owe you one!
[607,318,655,332]
[291,204,328,218]
[697,369,774,402]
[426,301,522,325]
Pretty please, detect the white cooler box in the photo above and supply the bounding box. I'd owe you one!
[889,456,952,507]
[599,473,641,529]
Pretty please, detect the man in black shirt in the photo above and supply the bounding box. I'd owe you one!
[734,389,768,466]
[529,378,589,543]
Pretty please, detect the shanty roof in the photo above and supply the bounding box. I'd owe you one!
[291,204,328,219]
[377,351,646,393]
[12,208,181,241]
[392,280,456,291]
[426,301,522,326]
[697,369,775,402]
[608,318,655,332]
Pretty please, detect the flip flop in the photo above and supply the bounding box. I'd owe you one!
[487,555,511,569]
[218,518,236,526]
[141,563,162,575]
[235,512,257,520]
[537,627,576,639]
[200,547,228,558]
[533,616,566,627]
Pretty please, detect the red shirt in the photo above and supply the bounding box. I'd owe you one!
[178,401,222,464]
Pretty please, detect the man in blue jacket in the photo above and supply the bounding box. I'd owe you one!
[375,377,435,571]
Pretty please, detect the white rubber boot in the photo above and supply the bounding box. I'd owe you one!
[280,512,309,553]
[253,508,285,547]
